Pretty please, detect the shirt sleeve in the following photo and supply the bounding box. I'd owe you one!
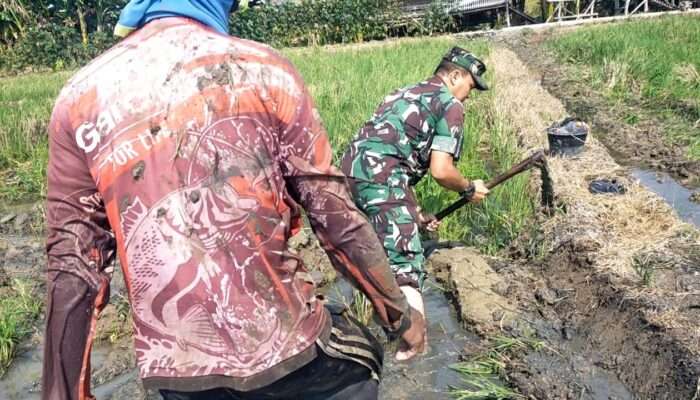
[42,100,116,400]
[430,100,465,161]
[274,59,410,332]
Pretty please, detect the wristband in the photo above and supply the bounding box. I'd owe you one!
[460,183,476,200]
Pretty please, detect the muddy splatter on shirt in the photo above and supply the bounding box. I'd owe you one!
[43,18,408,400]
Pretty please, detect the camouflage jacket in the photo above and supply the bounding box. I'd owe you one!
[43,18,409,400]
[341,76,465,189]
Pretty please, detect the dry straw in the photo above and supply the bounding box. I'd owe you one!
[489,47,690,278]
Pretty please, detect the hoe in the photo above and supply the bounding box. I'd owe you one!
[423,149,554,258]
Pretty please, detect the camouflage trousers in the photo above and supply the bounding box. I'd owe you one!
[350,182,426,288]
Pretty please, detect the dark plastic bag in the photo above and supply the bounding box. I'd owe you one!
[589,179,626,194]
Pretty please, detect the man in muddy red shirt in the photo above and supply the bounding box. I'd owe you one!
[42,1,425,399]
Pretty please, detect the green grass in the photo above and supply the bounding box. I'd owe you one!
[344,290,374,326]
[0,38,535,252]
[288,38,535,252]
[285,39,488,159]
[548,15,700,159]
[0,279,42,377]
[0,71,70,201]
[632,252,655,287]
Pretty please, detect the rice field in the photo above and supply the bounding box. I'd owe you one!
[548,15,700,159]
[0,37,535,252]
[0,279,41,377]
[288,38,534,252]
[0,71,70,201]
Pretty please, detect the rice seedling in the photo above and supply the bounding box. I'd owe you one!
[0,279,42,377]
[0,71,69,201]
[96,293,133,345]
[2,37,535,253]
[347,290,374,326]
[450,376,522,400]
[450,335,545,399]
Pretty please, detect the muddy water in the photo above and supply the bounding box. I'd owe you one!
[523,321,636,400]
[1,277,483,400]
[0,344,112,400]
[632,169,700,227]
[380,283,483,400]
[325,278,486,400]
[0,347,45,400]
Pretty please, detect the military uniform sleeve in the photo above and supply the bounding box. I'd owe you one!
[274,60,410,332]
[430,100,465,161]
[42,100,115,400]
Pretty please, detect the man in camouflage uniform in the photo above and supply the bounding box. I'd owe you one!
[341,48,490,350]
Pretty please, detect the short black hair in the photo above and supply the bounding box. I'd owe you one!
[434,59,467,76]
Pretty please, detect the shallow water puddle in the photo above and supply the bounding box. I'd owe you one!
[632,169,700,227]
[0,344,114,400]
[3,275,643,400]
[325,278,484,400]
[0,279,484,400]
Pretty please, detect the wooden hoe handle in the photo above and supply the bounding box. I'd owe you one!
[434,150,546,221]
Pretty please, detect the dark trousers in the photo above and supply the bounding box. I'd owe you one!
[160,306,382,400]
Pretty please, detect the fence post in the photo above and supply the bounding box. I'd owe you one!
[505,0,511,26]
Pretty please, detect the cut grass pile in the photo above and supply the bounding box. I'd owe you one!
[548,15,700,159]
[0,279,42,377]
[450,335,545,400]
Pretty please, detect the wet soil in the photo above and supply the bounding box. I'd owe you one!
[431,239,700,400]
[511,241,700,400]
[503,32,700,190]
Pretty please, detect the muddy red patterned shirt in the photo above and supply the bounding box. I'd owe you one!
[43,18,408,400]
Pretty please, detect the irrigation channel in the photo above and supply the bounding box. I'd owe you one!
[0,237,496,400]
[323,278,486,399]
[632,169,700,227]
[0,341,137,400]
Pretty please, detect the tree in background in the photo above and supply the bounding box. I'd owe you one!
[1,0,125,47]
[0,0,127,72]
[0,0,31,44]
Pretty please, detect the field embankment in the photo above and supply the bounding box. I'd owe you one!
[510,15,700,188]
[432,43,700,399]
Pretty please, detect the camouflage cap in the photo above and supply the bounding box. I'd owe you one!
[442,47,489,91]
